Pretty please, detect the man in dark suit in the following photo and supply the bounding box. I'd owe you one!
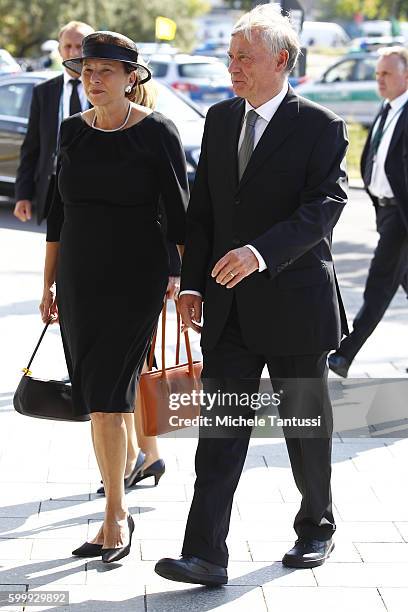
[329,47,408,378]
[155,5,348,586]
[13,20,94,224]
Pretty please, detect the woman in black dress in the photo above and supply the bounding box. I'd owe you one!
[39,31,187,563]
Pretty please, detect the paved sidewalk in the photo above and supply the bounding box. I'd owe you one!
[0,189,408,611]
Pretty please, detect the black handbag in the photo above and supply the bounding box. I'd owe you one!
[13,321,90,422]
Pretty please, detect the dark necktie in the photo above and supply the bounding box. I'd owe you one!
[238,109,259,181]
[363,102,391,187]
[69,79,82,116]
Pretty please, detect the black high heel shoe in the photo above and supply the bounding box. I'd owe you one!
[96,450,145,496]
[126,458,165,488]
[72,542,103,557]
[101,514,135,564]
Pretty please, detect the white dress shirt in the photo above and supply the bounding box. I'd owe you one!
[180,81,289,298]
[62,71,88,119]
[369,90,408,199]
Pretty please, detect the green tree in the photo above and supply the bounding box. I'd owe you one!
[0,0,208,57]
[318,0,408,20]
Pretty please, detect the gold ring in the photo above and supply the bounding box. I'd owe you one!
[229,271,235,278]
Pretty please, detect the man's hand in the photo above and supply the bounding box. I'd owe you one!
[166,276,181,301]
[211,246,259,288]
[177,294,202,334]
[14,200,32,222]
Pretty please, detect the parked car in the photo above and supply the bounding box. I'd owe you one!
[300,21,350,48]
[0,71,205,200]
[296,52,381,126]
[0,49,22,77]
[147,54,234,111]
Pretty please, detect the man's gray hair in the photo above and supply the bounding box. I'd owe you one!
[378,45,408,71]
[231,4,301,74]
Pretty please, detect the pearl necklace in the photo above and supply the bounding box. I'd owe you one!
[91,104,132,132]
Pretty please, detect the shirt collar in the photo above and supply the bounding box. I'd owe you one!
[64,70,82,86]
[244,80,289,122]
[387,89,408,112]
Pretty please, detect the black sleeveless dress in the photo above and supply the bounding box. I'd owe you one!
[46,112,187,417]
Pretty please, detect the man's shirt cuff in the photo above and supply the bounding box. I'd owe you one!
[179,290,203,297]
[245,244,267,272]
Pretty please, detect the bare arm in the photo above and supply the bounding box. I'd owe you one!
[39,242,59,323]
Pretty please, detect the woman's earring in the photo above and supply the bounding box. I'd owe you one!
[125,85,132,94]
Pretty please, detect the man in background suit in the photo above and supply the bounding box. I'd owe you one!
[155,5,348,586]
[329,47,408,378]
[13,20,94,224]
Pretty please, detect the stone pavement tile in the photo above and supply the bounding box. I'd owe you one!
[335,521,404,542]
[135,502,191,523]
[140,539,251,562]
[330,459,360,477]
[0,483,91,505]
[85,560,153,586]
[351,450,401,473]
[91,483,187,503]
[370,483,408,504]
[394,523,408,542]
[0,502,40,518]
[88,519,186,542]
[355,543,408,562]
[30,538,113,562]
[235,502,298,523]
[331,482,378,503]
[0,559,86,587]
[335,502,408,522]
[0,462,49,483]
[262,586,386,612]
[277,483,301,503]
[228,520,295,541]
[47,468,100,485]
[0,538,32,559]
[0,584,25,612]
[379,588,408,612]
[385,439,408,459]
[4,517,89,541]
[227,561,316,586]
[38,501,106,523]
[146,583,267,611]
[249,539,361,563]
[313,562,408,587]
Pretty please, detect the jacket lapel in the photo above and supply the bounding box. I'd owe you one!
[238,86,300,191]
[387,102,408,156]
[225,97,245,189]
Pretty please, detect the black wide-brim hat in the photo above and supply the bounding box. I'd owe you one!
[62,31,151,84]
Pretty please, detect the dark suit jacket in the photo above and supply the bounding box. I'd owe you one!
[181,87,349,354]
[361,102,408,231]
[15,74,63,224]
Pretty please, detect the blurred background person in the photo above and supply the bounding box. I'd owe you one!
[329,46,408,378]
[13,20,94,224]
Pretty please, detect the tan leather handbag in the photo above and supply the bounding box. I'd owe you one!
[139,298,202,436]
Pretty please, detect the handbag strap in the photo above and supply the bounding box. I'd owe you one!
[22,320,51,375]
[147,298,193,375]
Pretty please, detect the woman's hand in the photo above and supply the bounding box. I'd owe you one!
[166,276,181,301]
[39,286,59,324]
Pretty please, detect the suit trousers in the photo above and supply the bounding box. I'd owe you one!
[338,206,408,363]
[181,298,335,568]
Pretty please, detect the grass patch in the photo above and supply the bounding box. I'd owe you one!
[346,122,368,180]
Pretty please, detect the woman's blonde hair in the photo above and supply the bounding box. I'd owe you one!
[84,31,158,109]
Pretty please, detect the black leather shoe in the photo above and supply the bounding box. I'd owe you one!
[72,542,103,557]
[154,555,228,586]
[126,458,165,488]
[101,514,135,564]
[282,538,335,568]
[96,450,146,495]
[328,353,350,378]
